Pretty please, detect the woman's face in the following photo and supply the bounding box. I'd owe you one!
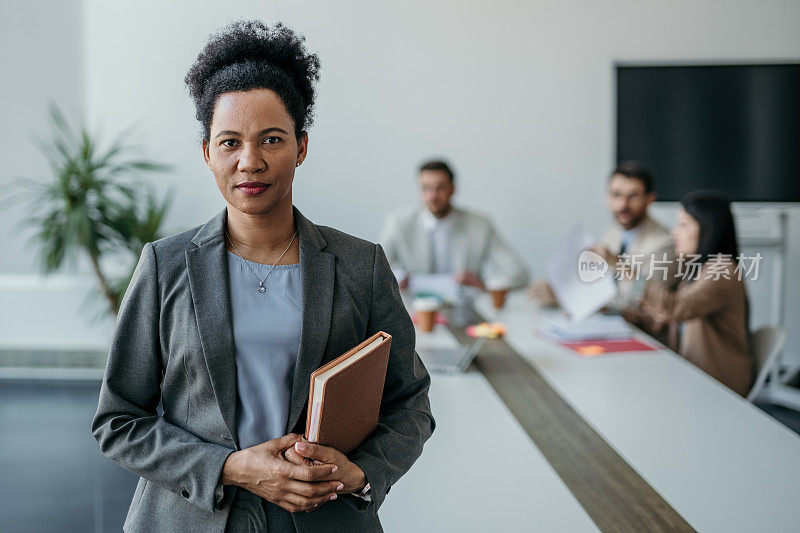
[672,206,700,256]
[203,88,307,217]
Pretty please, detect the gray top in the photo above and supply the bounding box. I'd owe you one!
[226,250,303,449]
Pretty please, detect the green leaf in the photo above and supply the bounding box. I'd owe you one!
[4,102,174,316]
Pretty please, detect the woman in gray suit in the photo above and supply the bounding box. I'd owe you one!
[92,21,434,532]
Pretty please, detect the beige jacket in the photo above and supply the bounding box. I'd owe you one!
[598,214,675,309]
[645,260,753,397]
[379,204,530,290]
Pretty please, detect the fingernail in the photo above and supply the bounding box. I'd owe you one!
[296,442,306,451]
[330,494,337,501]
[336,483,344,491]
[331,465,338,473]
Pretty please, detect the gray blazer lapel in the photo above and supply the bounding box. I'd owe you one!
[286,207,335,433]
[185,209,240,448]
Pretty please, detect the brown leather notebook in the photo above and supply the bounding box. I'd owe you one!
[305,331,392,454]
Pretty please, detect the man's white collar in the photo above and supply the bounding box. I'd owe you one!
[422,207,454,231]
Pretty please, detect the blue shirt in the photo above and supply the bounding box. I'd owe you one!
[226,251,303,449]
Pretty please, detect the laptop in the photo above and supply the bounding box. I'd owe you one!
[415,326,487,373]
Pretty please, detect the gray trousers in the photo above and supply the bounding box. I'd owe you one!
[225,489,296,533]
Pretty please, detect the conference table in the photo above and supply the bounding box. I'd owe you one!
[378,292,800,532]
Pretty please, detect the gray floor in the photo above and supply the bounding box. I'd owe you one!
[0,379,137,533]
[1,378,800,533]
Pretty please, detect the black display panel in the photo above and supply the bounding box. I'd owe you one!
[616,64,800,202]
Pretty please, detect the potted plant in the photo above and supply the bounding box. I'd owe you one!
[5,104,172,315]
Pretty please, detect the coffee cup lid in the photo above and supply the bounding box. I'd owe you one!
[413,297,440,312]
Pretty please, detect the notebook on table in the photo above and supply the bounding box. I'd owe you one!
[540,314,632,341]
[305,331,392,454]
[560,338,661,356]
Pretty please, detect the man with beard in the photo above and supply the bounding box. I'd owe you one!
[531,161,675,310]
[381,159,529,293]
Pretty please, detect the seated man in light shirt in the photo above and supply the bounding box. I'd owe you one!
[380,159,529,293]
[531,161,675,310]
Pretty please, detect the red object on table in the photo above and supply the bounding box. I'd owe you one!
[560,337,661,356]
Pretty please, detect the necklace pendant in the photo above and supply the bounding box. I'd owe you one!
[258,284,266,293]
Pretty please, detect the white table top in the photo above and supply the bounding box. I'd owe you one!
[379,369,597,532]
[480,292,800,533]
[380,292,800,532]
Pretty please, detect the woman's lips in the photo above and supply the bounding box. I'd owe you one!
[236,182,271,196]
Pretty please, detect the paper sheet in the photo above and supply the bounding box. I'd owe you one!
[546,224,617,321]
[408,273,460,303]
[540,314,631,341]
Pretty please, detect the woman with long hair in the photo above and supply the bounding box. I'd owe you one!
[637,190,753,396]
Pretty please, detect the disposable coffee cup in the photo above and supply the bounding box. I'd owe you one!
[413,297,439,332]
[485,279,509,310]
[490,289,508,309]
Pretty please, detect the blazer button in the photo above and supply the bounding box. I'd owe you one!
[182,489,190,499]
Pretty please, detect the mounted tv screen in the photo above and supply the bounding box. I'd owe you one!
[616,64,800,202]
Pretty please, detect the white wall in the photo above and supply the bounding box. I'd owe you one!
[2,0,800,356]
[0,0,85,272]
[0,0,111,349]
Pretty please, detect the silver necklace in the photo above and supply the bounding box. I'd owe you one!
[225,228,297,293]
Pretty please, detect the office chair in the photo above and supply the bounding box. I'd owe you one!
[747,326,788,402]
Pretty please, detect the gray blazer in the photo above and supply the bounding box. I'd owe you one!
[92,206,435,532]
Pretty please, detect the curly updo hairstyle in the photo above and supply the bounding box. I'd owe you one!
[185,21,320,140]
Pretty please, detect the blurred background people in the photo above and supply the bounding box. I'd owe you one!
[531,161,675,309]
[630,191,753,396]
[380,159,529,293]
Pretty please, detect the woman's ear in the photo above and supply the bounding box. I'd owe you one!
[296,131,309,167]
[202,138,211,167]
